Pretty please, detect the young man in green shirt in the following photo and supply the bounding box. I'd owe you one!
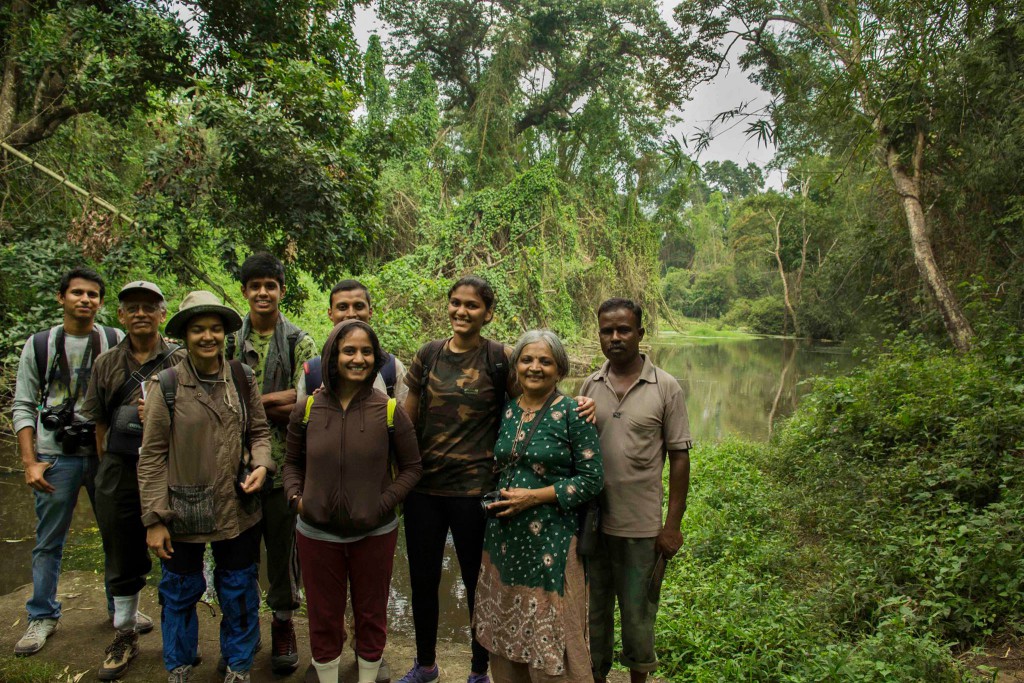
[227,252,318,674]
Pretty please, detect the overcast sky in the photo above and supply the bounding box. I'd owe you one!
[353,2,782,186]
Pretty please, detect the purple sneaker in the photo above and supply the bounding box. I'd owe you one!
[466,673,490,683]
[397,660,440,683]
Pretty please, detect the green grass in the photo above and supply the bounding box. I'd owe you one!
[0,655,68,682]
[655,318,760,340]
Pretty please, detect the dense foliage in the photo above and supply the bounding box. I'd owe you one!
[656,333,1024,679]
[3,0,1024,675]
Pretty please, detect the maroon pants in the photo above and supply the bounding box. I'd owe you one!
[296,527,399,663]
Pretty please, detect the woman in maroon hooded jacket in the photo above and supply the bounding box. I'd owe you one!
[283,320,422,683]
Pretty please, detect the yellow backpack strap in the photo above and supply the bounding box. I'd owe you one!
[302,395,315,425]
[386,397,401,515]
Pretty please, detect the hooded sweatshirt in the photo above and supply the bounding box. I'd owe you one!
[282,320,422,537]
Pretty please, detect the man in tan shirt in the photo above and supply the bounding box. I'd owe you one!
[580,298,691,683]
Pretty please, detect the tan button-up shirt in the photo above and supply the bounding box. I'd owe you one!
[81,336,186,449]
[580,354,692,537]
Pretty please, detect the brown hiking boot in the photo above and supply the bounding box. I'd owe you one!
[270,616,298,673]
[99,629,139,680]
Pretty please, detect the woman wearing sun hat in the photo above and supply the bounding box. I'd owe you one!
[137,290,274,683]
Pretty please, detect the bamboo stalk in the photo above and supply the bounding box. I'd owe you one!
[0,141,239,308]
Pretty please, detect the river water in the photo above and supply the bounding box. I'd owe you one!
[0,336,856,637]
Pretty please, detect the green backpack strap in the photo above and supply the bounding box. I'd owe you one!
[386,397,396,431]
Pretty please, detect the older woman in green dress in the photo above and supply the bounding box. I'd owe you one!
[474,330,603,683]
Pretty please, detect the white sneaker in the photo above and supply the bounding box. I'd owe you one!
[14,618,59,655]
[223,667,251,682]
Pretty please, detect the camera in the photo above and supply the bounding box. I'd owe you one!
[40,401,73,432]
[481,490,503,517]
[55,420,95,455]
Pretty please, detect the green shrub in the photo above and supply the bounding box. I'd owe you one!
[662,265,736,319]
[656,439,980,681]
[723,295,786,334]
[770,334,1024,641]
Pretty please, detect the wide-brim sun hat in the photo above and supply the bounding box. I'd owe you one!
[165,290,243,339]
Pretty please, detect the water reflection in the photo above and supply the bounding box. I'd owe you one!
[563,336,858,443]
[0,336,856,638]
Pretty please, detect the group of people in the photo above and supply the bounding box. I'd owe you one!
[12,254,692,683]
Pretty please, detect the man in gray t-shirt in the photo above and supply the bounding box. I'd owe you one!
[580,298,691,683]
[11,268,123,657]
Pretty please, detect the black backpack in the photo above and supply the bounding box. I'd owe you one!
[417,337,509,428]
[33,325,119,402]
[157,359,253,438]
[302,352,398,397]
[225,329,307,381]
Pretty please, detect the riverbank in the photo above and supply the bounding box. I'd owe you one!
[655,333,1024,681]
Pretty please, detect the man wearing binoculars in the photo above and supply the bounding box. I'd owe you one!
[11,268,122,656]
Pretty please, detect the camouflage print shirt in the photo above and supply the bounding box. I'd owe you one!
[404,339,510,496]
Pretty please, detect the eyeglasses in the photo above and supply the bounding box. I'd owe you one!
[122,303,162,314]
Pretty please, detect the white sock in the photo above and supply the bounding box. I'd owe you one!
[313,655,342,683]
[274,609,293,622]
[112,593,140,631]
[358,655,383,683]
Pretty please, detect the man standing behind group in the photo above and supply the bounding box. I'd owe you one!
[82,281,185,679]
[227,253,318,674]
[295,279,408,405]
[580,298,691,683]
[12,268,123,656]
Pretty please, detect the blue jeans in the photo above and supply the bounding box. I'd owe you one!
[159,526,261,671]
[27,453,112,620]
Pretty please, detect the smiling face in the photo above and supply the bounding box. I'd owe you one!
[598,307,644,367]
[335,327,375,387]
[58,277,103,326]
[185,314,226,364]
[241,276,284,317]
[329,288,372,325]
[118,292,166,339]
[447,285,493,337]
[516,340,561,397]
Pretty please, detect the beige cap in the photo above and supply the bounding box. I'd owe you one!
[118,280,165,301]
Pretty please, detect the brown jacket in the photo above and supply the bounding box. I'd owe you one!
[283,321,421,536]
[138,356,274,542]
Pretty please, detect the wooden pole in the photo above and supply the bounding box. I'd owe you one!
[0,141,239,308]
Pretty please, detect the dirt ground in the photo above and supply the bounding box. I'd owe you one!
[961,636,1024,682]
[0,572,639,683]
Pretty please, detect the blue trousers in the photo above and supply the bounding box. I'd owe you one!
[158,525,261,672]
[27,453,113,620]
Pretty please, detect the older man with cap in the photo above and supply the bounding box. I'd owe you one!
[82,280,185,680]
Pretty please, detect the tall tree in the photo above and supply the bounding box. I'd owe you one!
[0,0,189,147]
[1,0,375,287]
[378,0,712,154]
[673,0,1021,350]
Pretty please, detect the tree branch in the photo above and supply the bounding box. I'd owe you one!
[0,140,239,307]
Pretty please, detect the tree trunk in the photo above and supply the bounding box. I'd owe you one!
[0,0,28,141]
[768,208,799,336]
[884,131,974,352]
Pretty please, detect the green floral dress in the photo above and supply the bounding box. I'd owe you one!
[474,393,603,676]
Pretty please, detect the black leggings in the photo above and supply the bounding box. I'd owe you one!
[163,523,261,575]
[403,491,489,673]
